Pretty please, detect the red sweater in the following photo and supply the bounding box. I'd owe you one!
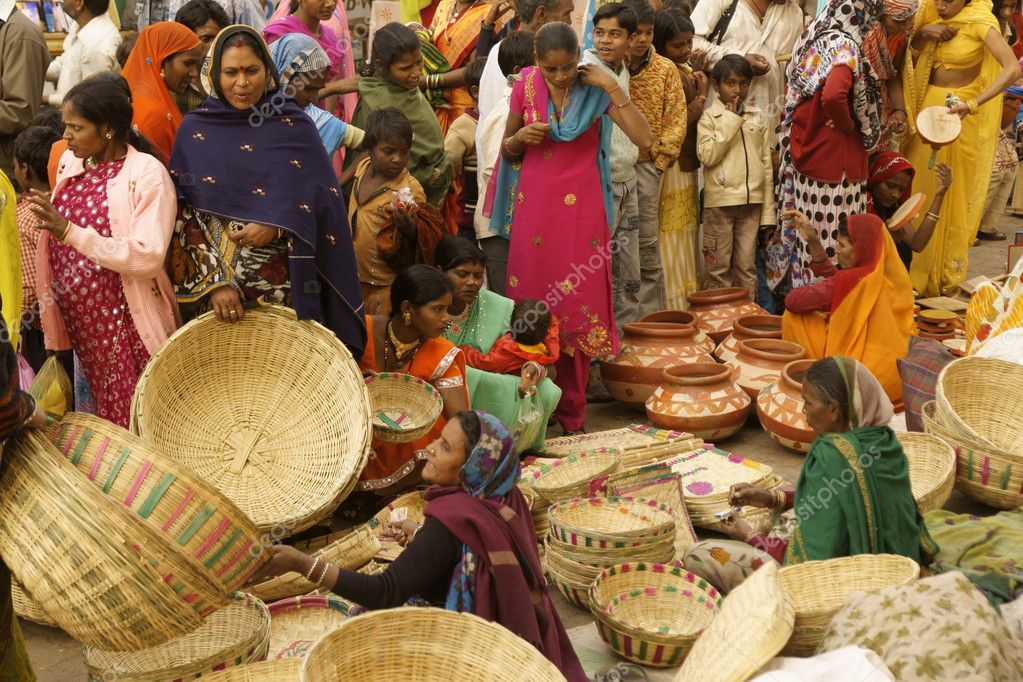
[784,257,838,313]
[463,334,559,374]
[789,65,869,184]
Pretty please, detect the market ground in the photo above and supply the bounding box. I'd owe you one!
[24,219,1017,679]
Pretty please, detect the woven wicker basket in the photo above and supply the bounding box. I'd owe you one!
[197,659,302,681]
[922,401,1023,509]
[130,306,371,534]
[548,497,676,547]
[11,580,58,628]
[544,560,594,609]
[301,607,565,681]
[674,563,793,682]
[50,413,269,593]
[0,432,206,651]
[370,490,426,561]
[777,554,920,657]
[546,533,676,566]
[85,593,271,680]
[589,562,722,667]
[935,356,1023,452]
[267,594,351,660]
[365,372,443,444]
[897,431,955,513]
[527,448,622,502]
[249,524,380,602]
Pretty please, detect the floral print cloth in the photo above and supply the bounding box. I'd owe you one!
[925,509,1023,605]
[682,539,777,593]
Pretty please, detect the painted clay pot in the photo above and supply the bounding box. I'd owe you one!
[646,363,752,441]
[687,288,766,343]
[730,338,806,400]
[714,314,783,364]
[757,359,816,453]
[639,310,715,353]
[599,322,716,411]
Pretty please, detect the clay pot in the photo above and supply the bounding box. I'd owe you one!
[714,314,783,364]
[730,338,806,400]
[757,360,816,453]
[646,363,752,441]
[687,287,766,343]
[599,322,716,411]
[639,310,715,353]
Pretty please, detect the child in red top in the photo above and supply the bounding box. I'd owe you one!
[463,299,559,375]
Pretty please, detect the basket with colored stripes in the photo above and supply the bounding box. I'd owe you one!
[267,594,351,660]
[548,497,676,548]
[49,413,268,594]
[526,448,623,503]
[365,372,443,444]
[589,562,722,667]
[84,593,271,680]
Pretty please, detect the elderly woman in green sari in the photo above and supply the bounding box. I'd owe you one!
[683,356,937,592]
[438,237,561,452]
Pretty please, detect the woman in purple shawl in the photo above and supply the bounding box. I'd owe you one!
[249,410,587,681]
[169,25,366,355]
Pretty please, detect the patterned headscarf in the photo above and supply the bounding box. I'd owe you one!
[458,411,518,500]
[867,151,914,216]
[200,25,280,103]
[832,356,894,427]
[861,0,918,81]
[267,32,331,90]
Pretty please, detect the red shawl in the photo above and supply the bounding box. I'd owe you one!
[866,151,915,216]
[832,213,887,311]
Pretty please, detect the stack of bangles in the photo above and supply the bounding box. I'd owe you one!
[925,211,941,222]
[426,74,444,90]
[305,556,330,586]
[773,489,786,509]
[606,85,632,110]
[55,221,71,241]
[966,98,980,115]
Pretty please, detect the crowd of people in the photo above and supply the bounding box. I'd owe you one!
[1,0,1022,675]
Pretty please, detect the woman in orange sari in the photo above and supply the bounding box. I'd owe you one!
[121,23,204,163]
[781,209,915,405]
[357,264,469,496]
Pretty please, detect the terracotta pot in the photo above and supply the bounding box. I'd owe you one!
[598,322,716,411]
[757,360,816,453]
[714,314,783,364]
[646,363,752,441]
[687,287,766,343]
[730,338,806,400]
[639,311,714,353]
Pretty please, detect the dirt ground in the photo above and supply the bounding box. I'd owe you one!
[21,219,1018,680]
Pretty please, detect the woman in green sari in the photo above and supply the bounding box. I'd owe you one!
[683,356,937,592]
[438,237,561,452]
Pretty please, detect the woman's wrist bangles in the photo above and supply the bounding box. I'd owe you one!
[56,220,71,241]
[503,136,522,157]
[925,211,941,221]
[426,73,443,90]
[773,489,786,509]
[966,98,980,115]
[305,556,322,581]
[612,97,632,110]
[305,556,329,585]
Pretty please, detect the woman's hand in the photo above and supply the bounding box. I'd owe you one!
[947,100,972,118]
[934,162,952,196]
[515,122,551,147]
[245,544,310,584]
[484,0,512,26]
[781,209,819,244]
[693,71,709,97]
[888,110,909,137]
[228,222,279,248]
[728,483,776,509]
[25,189,70,238]
[392,209,418,238]
[689,49,708,73]
[518,362,544,398]
[919,23,958,43]
[744,53,770,76]
[210,285,245,323]
[719,514,755,542]
[577,63,616,92]
[381,519,422,547]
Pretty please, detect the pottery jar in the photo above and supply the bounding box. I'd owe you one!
[757,359,816,453]
[599,322,716,411]
[646,363,752,441]
[639,310,715,353]
[714,314,783,364]
[730,338,806,400]
[687,287,766,343]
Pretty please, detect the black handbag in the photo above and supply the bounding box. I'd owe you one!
[706,0,742,45]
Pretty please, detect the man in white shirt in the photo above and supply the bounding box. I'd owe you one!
[45,0,121,106]
[0,0,50,183]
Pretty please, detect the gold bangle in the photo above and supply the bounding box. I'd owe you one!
[613,97,632,110]
[925,211,940,221]
[967,98,979,115]
[57,221,71,241]
[774,489,786,509]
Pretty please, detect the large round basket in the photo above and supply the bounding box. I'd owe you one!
[50,413,268,593]
[548,497,676,548]
[589,562,721,667]
[248,524,379,603]
[0,432,205,651]
[922,401,1023,509]
[130,306,371,534]
[935,356,1023,453]
[365,372,443,444]
[777,554,920,657]
[199,659,302,681]
[674,563,794,682]
[897,431,955,513]
[11,580,57,628]
[85,593,271,680]
[266,594,351,660]
[527,448,622,503]
[301,606,566,681]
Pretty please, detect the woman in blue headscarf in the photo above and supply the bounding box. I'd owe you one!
[250,410,587,681]
[267,33,365,157]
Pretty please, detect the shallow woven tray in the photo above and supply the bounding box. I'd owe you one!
[200,659,302,681]
[548,497,676,547]
[675,563,793,681]
[0,432,205,651]
[130,306,371,534]
[301,607,565,681]
[11,580,58,628]
[897,431,956,513]
[267,594,351,660]
[777,554,920,657]
[590,562,722,667]
[527,447,623,502]
[606,474,698,560]
[50,413,268,593]
[366,372,444,444]
[249,524,380,602]
[85,593,271,680]
[544,425,702,469]
[370,490,427,561]
[936,356,1023,453]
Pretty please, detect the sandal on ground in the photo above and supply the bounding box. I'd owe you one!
[977,230,1008,241]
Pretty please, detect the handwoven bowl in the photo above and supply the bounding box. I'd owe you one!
[777,554,920,656]
[301,607,565,681]
[267,594,351,660]
[527,447,623,502]
[548,497,676,547]
[897,431,955,513]
[193,659,302,681]
[11,580,58,628]
[130,306,371,534]
[365,372,444,444]
[936,356,1023,453]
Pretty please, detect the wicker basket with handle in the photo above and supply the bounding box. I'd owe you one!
[365,372,444,444]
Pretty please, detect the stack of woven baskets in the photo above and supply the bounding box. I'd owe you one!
[923,357,1023,509]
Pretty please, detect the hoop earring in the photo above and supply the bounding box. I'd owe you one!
[105,132,113,140]
[403,311,412,327]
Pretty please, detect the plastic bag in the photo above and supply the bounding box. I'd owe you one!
[510,388,545,455]
[16,352,34,392]
[28,356,72,419]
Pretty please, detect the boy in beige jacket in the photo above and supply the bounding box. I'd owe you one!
[697,54,775,298]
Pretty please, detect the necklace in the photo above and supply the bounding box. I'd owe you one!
[552,81,575,123]
[385,320,421,370]
[447,301,473,336]
[444,0,480,43]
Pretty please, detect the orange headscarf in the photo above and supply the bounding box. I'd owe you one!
[121,22,200,163]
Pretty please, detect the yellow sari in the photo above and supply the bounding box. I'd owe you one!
[901,0,1002,296]
[0,172,21,351]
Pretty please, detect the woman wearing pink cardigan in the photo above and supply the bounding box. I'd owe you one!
[26,77,180,427]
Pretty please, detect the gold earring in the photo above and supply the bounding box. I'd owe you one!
[403,311,412,327]
[160,68,166,78]
[105,132,113,139]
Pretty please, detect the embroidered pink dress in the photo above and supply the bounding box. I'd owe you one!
[49,158,150,427]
